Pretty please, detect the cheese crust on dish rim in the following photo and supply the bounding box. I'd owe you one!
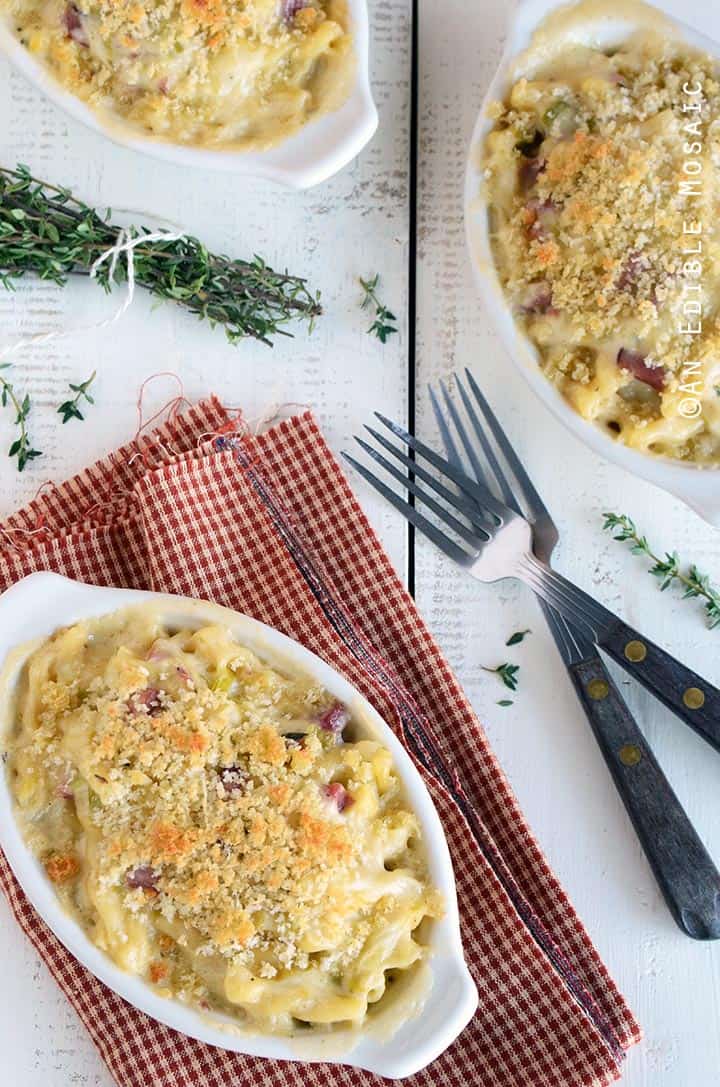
[7,605,442,1036]
[1,0,354,150]
[482,2,720,465]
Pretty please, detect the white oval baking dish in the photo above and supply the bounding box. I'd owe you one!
[465,0,720,525]
[0,572,477,1080]
[0,0,377,188]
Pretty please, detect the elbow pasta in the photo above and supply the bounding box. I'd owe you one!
[482,30,720,465]
[0,0,353,150]
[7,608,442,1034]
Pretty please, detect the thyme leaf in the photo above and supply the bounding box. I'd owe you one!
[603,512,720,629]
[0,164,321,347]
[483,662,520,691]
[58,369,96,423]
[0,364,42,471]
[506,629,531,646]
[359,274,398,343]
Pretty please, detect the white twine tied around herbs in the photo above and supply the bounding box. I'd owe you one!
[0,226,185,362]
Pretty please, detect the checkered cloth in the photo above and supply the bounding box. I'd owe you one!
[0,398,640,1087]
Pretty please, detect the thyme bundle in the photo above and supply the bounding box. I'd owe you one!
[0,165,321,346]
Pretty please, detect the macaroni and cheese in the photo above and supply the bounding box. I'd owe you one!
[7,608,441,1034]
[483,33,720,464]
[2,0,353,150]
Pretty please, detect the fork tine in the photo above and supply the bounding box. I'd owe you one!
[341,453,475,565]
[429,385,463,470]
[353,437,489,547]
[454,374,519,512]
[373,412,508,521]
[463,368,549,520]
[363,425,497,532]
[439,379,490,489]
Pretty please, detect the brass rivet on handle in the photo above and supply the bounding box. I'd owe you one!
[587,678,609,701]
[683,687,705,710]
[618,744,642,767]
[624,640,647,663]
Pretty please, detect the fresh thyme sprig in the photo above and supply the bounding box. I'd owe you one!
[0,165,321,347]
[483,661,520,691]
[359,274,398,343]
[603,512,720,629]
[58,369,96,423]
[0,364,42,471]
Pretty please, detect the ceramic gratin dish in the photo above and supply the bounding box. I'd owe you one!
[0,0,377,188]
[465,0,720,524]
[0,572,477,1081]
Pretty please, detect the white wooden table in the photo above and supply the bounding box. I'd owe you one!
[1,0,719,1083]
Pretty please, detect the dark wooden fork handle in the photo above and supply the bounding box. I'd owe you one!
[597,619,720,755]
[570,655,720,940]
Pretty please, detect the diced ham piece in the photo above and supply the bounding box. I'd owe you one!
[63,3,89,46]
[219,766,248,797]
[519,157,545,192]
[616,252,648,293]
[126,866,159,892]
[617,348,666,391]
[282,0,309,22]
[322,782,353,812]
[157,77,169,95]
[56,779,74,800]
[519,282,557,316]
[318,702,349,734]
[127,687,163,717]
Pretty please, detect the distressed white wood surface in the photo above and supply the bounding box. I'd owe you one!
[0,3,411,1082]
[1,0,720,1084]
[412,1,720,1085]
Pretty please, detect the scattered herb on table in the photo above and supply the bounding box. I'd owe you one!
[0,165,322,347]
[497,699,514,708]
[603,512,720,629]
[0,364,41,471]
[359,274,398,343]
[58,369,96,423]
[506,628,531,646]
[483,661,520,691]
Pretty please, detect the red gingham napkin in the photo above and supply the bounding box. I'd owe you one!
[0,398,640,1087]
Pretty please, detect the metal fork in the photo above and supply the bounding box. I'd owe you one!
[344,371,720,939]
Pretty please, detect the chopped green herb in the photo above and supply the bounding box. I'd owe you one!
[483,662,520,691]
[543,100,571,127]
[359,274,398,344]
[497,699,514,708]
[603,512,720,629]
[57,369,96,423]
[506,629,531,646]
